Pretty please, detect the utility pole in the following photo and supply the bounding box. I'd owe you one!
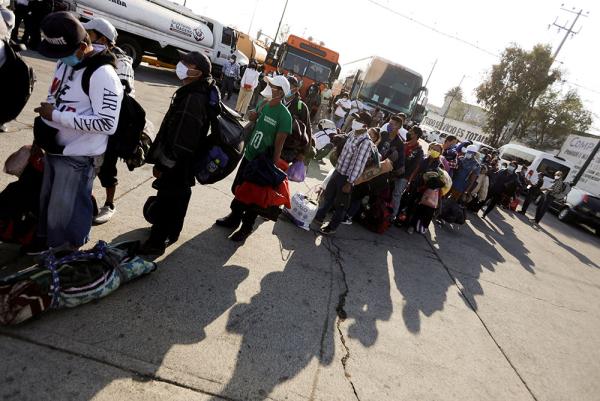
[247,0,260,35]
[502,6,588,145]
[274,0,289,43]
[410,59,437,122]
[440,74,465,128]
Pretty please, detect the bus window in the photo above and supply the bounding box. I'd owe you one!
[281,50,332,83]
[221,27,234,47]
[537,158,570,178]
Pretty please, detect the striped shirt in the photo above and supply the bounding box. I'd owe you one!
[336,130,374,183]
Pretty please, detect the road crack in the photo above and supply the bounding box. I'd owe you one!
[322,237,361,401]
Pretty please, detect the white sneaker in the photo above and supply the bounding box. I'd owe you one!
[94,205,116,224]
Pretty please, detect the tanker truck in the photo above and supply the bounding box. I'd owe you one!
[61,0,248,73]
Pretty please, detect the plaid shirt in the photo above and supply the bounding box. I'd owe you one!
[223,61,240,78]
[336,130,373,184]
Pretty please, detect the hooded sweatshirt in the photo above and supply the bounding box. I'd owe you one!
[45,49,123,156]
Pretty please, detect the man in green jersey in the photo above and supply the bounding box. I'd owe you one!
[216,75,293,242]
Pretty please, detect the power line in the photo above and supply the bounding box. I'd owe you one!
[367,0,499,58]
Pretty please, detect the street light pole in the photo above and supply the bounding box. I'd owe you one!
[274,0,289,43]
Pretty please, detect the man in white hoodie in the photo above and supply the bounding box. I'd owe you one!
[30,12,123,251]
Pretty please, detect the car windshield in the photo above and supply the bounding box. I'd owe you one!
[358,63,422,112]
[281,50,332,83]
[537,159,570,178]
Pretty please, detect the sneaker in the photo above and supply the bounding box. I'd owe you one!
[94,205,115,224]
[230,225,253,242]
[341,217,353,225]
[215,213,242,229]
[310,218,324,229]
[319,224,336,236]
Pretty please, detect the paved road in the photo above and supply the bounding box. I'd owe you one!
[1,53,600,401]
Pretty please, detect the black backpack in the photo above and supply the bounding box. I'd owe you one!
[82,62,146,162]
[194,101,244,185]
[0,40,35,125]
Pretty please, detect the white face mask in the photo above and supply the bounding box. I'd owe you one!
[92,43,107,52]
[352,121,365,131]
[175,62,188,80]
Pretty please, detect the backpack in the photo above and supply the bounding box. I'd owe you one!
[82,61,147,164]
[195,101,244,185]
[281,100,310,162]
[0,40,35,125]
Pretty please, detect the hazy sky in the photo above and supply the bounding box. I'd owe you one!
[182,0,599,133]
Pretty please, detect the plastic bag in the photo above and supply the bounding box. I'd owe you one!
[287,161,306,182]
[4,145,31,177]
[284,190,318,230]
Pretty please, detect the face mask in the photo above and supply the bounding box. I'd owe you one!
[428,150,441,159]
[60,51,81,67]
[352,121,365,131]
[92,43,107,52]
[507,166,516,173]
[554,175,561,180]
[175,62,188,80]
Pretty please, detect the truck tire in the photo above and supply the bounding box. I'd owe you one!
[117,35,143,68]
[557,207,571,222]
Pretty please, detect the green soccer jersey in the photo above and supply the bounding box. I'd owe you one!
[244,101,292,161]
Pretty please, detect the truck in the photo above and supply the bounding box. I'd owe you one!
[342,56,428,123]
[237,32,267,64]
[61,0,248,73]
[263,34,341,98]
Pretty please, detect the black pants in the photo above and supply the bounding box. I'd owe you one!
[229,158,258,228]
[11,3,30,42]
[482,192,502,217]
[221,76,235,100]
[98,141,118,188]
[535,194,554,224]
[149,167,192,244]
[410,203,436,229]
[25,1,52,50]
[520,189,539,213]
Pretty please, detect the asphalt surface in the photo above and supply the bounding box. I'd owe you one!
[1,52,600,401]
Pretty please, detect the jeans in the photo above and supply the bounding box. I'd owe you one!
[315,170,351,230]
[39,155,96,248]
[392,177,408,217]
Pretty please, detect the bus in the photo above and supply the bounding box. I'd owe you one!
[343,56,428,123]
[263,34,341,98]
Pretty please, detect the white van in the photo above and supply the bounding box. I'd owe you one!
[497,144,573,189]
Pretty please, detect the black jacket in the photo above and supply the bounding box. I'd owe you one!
[147,78,218,183]
[490,170,521,196]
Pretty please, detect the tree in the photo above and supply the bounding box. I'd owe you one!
[475,44,560,147]
[515,88,592,149]
[445,86,463,102]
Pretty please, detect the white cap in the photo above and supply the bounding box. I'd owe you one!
[466,144,479,153]
[264,75,291,97]
[83,18,117,44]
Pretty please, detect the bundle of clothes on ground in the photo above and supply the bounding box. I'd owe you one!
[0,240,157,325]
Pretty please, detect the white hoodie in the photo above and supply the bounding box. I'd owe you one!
[45,57,123,156]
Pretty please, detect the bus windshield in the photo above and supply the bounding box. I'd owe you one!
[281,48,333,83]
[358,64,422,112]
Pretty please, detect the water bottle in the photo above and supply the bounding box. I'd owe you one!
[207,158,221,173]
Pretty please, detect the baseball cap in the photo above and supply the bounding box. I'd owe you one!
[82,18,117,44]
[264,75,291,97]
[39,11,87,58]
[351,111,372,126]
[179,50,212,75]
[287,75,300,88]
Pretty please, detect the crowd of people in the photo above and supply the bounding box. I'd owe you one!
[0,7,572,261]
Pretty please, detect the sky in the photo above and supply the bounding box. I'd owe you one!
[181,0,599,133]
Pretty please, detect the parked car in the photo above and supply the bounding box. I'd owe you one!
[548,187,600,236]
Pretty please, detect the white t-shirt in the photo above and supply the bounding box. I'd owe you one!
[312,128,336,150]
[349,99,364,114]
[380,123,408,141]
[334,98,350,117]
